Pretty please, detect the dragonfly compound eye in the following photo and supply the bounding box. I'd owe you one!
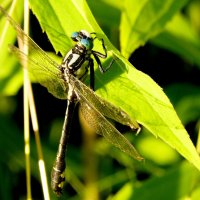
[80,38,93,50]
[71,31,79,41]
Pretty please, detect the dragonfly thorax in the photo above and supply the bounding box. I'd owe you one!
[61,45,90,81]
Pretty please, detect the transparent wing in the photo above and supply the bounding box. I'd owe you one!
[68,76,142,160]
[70,75,140,130]
[10,45,68,99]
[0,6,67,99]
[79,101,143,161]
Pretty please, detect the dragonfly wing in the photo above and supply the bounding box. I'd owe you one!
[1,6,68,99]
[10,45,68,99]
[79,101,143,161]
[70,75,140,130]
[68,76,142,160]
[0,6,61,73]
[93,96,140,130]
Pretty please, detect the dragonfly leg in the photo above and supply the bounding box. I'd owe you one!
[92,37,107,58]
[89,58,95,90]
[92,52,114,73]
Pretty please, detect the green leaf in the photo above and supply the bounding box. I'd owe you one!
[120,0,189,58]
[152,13,200,69]
[87,0,122,28]
[2,0,200,171]
[101,57,200,171]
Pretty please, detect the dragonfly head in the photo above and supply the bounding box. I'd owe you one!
[71,30,92,41]
[71,30,94,50]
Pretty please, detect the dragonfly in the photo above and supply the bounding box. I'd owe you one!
[0,6,143,196]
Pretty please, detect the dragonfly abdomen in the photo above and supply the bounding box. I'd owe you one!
[51,156,66,196]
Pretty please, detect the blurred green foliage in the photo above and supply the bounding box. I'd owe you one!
[0,0,200,199]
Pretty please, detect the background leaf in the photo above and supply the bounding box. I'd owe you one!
[165,83,200,124]
[120,0,189,57]
[111,161,200,200]
[0,0,23,95]
[152,13,200,69]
